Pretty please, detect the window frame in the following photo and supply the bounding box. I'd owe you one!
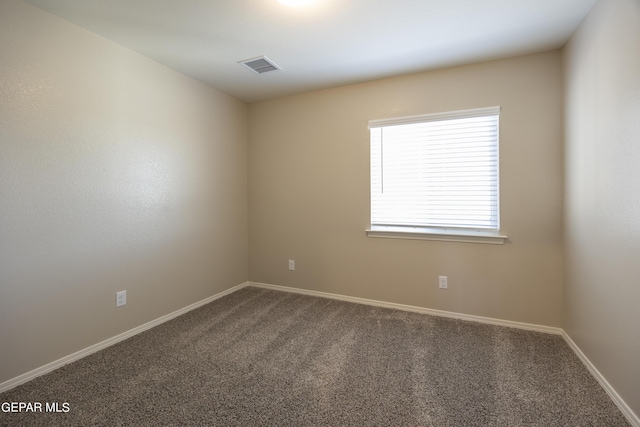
[366,106,507,245]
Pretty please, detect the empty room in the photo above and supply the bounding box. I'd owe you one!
[1,0,638,425]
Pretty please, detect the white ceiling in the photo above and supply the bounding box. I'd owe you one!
[23,0,597,102]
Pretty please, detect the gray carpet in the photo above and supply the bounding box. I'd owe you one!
[0,287,630,426]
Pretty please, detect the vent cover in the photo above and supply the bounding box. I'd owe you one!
[238,56,281,74]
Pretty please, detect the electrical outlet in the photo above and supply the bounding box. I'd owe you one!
[116,290,127,307]
[438,276,448,289]
[288,260,295,271]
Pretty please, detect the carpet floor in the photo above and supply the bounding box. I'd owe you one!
[0,287,630,426]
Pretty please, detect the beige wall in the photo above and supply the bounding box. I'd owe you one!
[249,51,564,327]
[564,0,640,418]
[0,0,248,384]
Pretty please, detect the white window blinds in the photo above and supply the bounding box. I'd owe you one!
[369,106,500,231]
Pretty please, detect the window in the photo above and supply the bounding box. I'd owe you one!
[367,106,507,244]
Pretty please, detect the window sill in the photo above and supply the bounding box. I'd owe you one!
[365,226,508,245]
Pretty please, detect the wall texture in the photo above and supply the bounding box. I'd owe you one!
[0,0,248,384]
[249,51,564,327]
[564,0,640,418]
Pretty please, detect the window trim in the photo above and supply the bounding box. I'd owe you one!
[368,106,500,128]
[365,225,507,245]
[367,106,507,244]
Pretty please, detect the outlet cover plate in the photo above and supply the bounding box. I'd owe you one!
[438,276,448,289]
[116,290,127,307]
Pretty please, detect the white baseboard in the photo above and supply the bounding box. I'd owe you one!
[561,331,640,427]
[0,281,249,394]
[248,281,562,335]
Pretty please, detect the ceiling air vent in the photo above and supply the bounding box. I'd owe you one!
[238,56,281,74]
